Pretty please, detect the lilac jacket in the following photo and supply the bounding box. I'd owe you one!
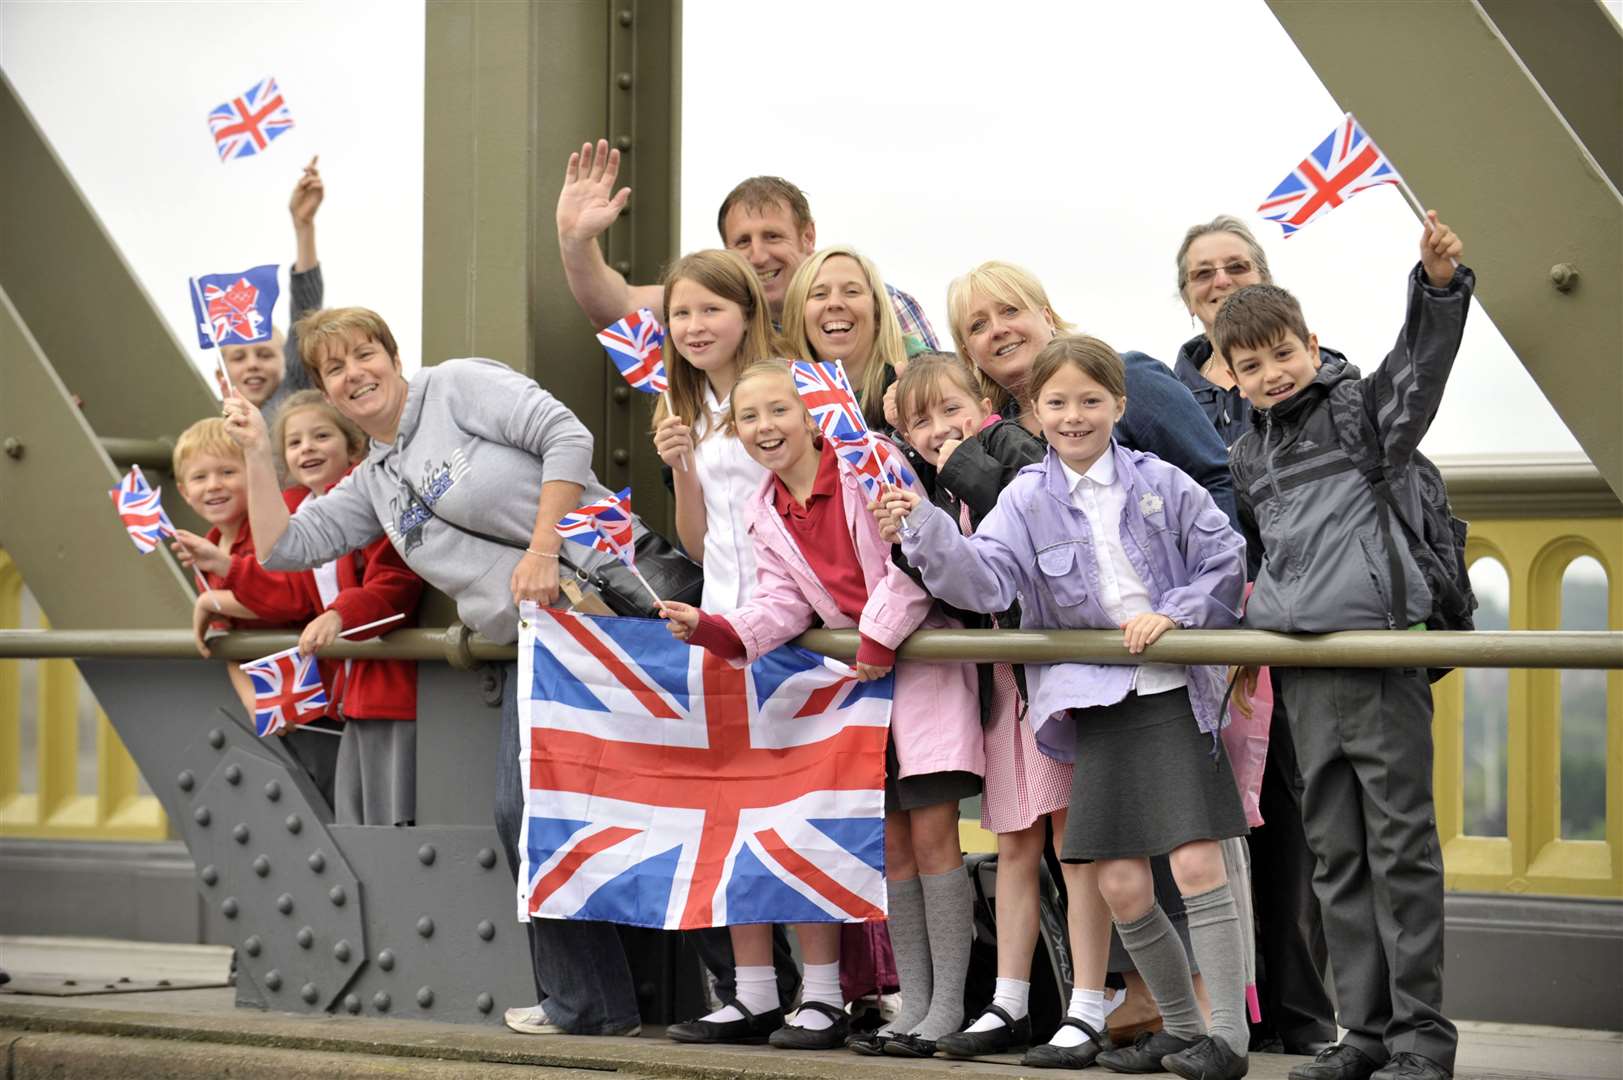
[900,442,1245,762]
[720,449,984,780]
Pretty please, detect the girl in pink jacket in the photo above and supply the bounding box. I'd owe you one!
[663,359,984,1057]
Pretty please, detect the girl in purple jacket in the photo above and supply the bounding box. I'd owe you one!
[879,335,1252,1080]
[663,359,984,1058]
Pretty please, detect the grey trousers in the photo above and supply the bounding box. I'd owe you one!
[1275,666,1456,1072]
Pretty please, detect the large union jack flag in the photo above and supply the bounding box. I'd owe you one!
[1258,113,1402,237]
[241,649,329,737]
[555,487,635,566]
[598,309,668,394]
[830,432,916,499]
[792,360,867,440]
[109,465,176,554]
[518,610,892,929]
[209,77,295,163]
[189,264,281,348]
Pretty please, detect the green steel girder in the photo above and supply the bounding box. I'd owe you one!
[1265,0,1623,494]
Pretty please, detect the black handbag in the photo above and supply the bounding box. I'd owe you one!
[399,475,702,618]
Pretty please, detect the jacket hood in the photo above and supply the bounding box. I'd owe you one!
[1173,333,1214,390]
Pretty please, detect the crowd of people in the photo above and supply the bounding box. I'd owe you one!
[171,140,1473,1080]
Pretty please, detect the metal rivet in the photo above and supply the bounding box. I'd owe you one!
[285,814,302,834]
[2,437,23,460]
[264,969,282,991]
[612,448,630,466]
[225,763,242,785]
[177,770,195,792]
[307,851,325,873]
[476,919,495,942]
[1551,263,1580,293]
[476,848,496,870]
[377,949,395,972]
[612,386,631,404]
[344,994,361,1014]
[328,885,346,906]
[276,893,294,915]
[264,779,281,802]
[476,992,493,1014]
[243,936,261,957]
[333,940,352,963]
[221,897,238,918]
[300,983,319,1004]
[615,134,632,152]
[617,72,632,90]
[200,865,218,887]
[416,916,434,938]
[208,729,225,749]
[417,844,436,866]
[296,927,313,949]
[252,855,270,877]
[373,991,390,1012]
[233,823,250,845]
[193,806,211,826]
[416,986,434,1008]
[618,8,632,26]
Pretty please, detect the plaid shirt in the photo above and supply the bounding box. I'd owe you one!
[885,283,940,352]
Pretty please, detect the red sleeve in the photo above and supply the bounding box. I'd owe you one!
[328,535,424,637]
[855,635,896,669]
[688,611,747,660]
[222,553,321,623]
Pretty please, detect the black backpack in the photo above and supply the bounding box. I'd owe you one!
[1331,385,1477,680]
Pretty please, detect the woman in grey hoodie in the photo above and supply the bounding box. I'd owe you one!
[220,305,644,1038]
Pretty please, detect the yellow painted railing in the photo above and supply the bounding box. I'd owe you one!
[0,551,168,841]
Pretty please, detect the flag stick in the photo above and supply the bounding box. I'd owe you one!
[338,612,406,638]
[188,276,235,396]
[237,613,406,670]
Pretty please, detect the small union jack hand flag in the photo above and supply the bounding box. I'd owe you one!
[598,309,668,394]
[241,650,329,737]
[831,433,916,500]
[189,264,281,348]
[1258,113,1402,238]
[792,360,867,440]
[208,77,295,163]
[109,465,176,554]
[556,488,636,566]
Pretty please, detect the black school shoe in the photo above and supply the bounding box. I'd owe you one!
[1370,1052,1450,1080]
[1096,1030,1197,1073]
[1163,1034,1249,1079]
[936,1005,1032,1058]
[768,1001,850,1051]
[1288,1044,1380,1080]
[846,1031,892,1056]
[666,1000,784,1045]
[881,1032,938,1058]
[1022,1018,1113,1069]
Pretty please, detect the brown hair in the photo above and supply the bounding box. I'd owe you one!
[172,417,242,477]
[294,307,401,385]
[1025,334,1127,407]
[945,260,1072,415]
[780,246,907,429]
[1210,284,1311,364]
[720,359,807,437]
[893,351,985,433]
[1175,215,1273,302]
[653,250,784,440]
[715,176,814,241]
[273,389,367,462]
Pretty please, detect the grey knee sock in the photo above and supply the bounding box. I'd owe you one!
[916,865,973,1039]
[884,876,932,1034]
[1183,883,1249,1057]
[1115,903,1204,1041]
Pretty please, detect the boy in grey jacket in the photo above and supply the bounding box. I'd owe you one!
[1215,214,1470,1080]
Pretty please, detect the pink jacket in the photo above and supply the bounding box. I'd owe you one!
[722,454,984,780]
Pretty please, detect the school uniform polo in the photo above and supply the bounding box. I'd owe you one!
[692,385,765,611]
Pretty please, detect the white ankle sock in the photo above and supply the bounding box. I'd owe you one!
[1047,988,1107,1048]
[699,964,777,1024]
[966,977,1031,1032]
[788,961,842,1031]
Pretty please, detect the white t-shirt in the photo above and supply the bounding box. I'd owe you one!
[694,384,768,612]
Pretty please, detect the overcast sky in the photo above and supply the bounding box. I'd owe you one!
[2,0,1600,460]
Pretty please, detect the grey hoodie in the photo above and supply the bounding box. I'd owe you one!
[264,357,636,643]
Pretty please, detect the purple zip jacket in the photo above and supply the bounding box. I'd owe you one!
[899,442,1245,762]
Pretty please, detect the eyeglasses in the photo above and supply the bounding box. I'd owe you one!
[1186,260,1256,287]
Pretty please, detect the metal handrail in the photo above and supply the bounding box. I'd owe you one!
[0,627,1618,670]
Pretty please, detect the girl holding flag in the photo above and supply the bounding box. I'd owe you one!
[661,358,984,1057]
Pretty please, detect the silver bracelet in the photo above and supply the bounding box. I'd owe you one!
[525,548,559,560]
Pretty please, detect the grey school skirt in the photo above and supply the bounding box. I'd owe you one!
[333,718,416,827]
[884,737,981,814]
[1060,688,1247,863]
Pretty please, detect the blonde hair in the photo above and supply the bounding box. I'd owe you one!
[720,359,806,437]
[294,307,400,385]
[946,261,1073,414]
[172,417,243,477]
[652,250,783,440]
[273,389,368,461]
[892,351,985,433]
[1026,334,1127,407]
[780,246,906,429]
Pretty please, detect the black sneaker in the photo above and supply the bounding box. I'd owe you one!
[1097,1030,1197,1073]
[1289,1043,1380,1080]
[1163,1034,1249,1080]
[768,1001,850,1051]
[936,1005,1032,1059]
[667,1000,783,1045]
[1371,1052,1450,1080]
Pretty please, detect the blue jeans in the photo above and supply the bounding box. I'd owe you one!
[494,662,641,1033]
